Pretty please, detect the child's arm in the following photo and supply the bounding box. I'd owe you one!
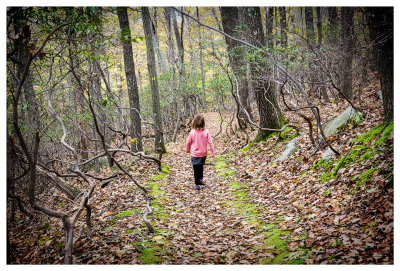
[207,130,215,157]
[185,132,192,153]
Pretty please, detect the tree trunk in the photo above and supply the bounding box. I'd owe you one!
[279,7,287,47]
[265,7,274,48]
[15,25,41,141]
[117,7,143,152]
[305,7,315,41]
[164,7,175,71]
[66,39,89,162]
[117,62,125,130]
[7,135,16,222]
[172,7,187,137]
[142,7,166,153]
[211,8,223,31]
[340,7,354,101]
[197,7,207,109]
[327,7,338,28]
[90,61,104,171]
[327,7,338,42]
[150,7,166,73]
[315,7,329,103]
[366,7,393,124]
[220,7,252,127]
[240,7,283,140]
[316,7,323,47]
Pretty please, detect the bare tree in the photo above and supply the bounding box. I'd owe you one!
[117,7,143,151]
[305,7,315,41]
[239,7,283,140]
[366,7,393,124]
[279,7,288,47]
[142,7,166,153]
[340,7,354,101]
[220,7,252,128]
[197,7,207,109]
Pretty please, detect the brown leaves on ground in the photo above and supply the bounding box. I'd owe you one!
[8,81,393,264]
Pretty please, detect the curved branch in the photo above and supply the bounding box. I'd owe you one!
[88,92,155,233]
[175,8,339,155]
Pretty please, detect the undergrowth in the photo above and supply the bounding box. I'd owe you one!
[313,122,393,190]
[216,155,311,264]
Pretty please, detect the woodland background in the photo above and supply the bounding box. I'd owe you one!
[6,6,394,265]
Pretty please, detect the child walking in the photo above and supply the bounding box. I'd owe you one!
[186,115,215,191]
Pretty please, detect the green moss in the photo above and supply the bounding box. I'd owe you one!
[323,187,333,196]
[225,179,310,264]
[353,124,383,144]
[161,164,172,173]
[332,155,348,176]
[375,121,393,147]
[192,252,203,257]
[254,130,277,144]
[352,168,377,188]
[360,150,375,161]
[110,209,139,223]
[328,239,342,248]
[214,155,227,169]
[313,158,334,170]
[320,171,334,182]
[150,164,171,180]
[315,123,392,184]
[127,167,172,263]
[280,127,293,137]
[214,155,236,178]
[229,181,244,188]
[150,173,167,180]
[286,258,305,264]
[240,141,256,152]
[220,169,236,178]
[138,248,165,264]
[222,229,236,233]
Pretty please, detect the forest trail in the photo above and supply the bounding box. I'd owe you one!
[141,112,311,264]
[8,105,393,265]
[158,144,256,264]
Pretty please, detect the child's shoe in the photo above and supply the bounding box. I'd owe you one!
[195,185,200,191]
[199,180,205,185]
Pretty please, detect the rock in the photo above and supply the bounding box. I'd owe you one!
[275,138,298,162]
[322,148,336,161]
[378,90,383,100]
[322,106,363,137]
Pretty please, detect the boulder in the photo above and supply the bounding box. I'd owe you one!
[275,138,298,162]
[321,148,336,161]
[378,90,383,100]
[322,106,363,137]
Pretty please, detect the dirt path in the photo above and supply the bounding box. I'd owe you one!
[142,113,308,264]
[160,146,258,264]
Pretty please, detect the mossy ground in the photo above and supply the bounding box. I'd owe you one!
[313,122,393,190]
[105,163,173,264]
[216,155,311,264]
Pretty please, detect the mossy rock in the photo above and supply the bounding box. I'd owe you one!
[322,106,363,137]
[316,122,393,183]
[275,138,298,162]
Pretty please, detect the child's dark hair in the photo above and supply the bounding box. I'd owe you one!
[192,115,205,130]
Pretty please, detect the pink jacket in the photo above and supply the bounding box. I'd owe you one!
[186,128,215,158]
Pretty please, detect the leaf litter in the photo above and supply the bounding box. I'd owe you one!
[8,83,393,264]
